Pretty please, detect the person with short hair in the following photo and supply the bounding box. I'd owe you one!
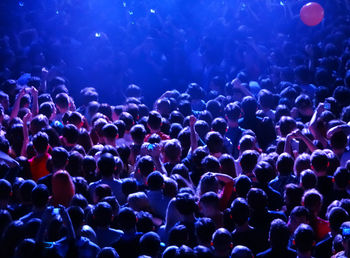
[29,132,51,182]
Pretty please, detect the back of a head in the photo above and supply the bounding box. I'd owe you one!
[200,191,219,209]
[258,89,274,109]
[175,193,197,216]
[55,92,69,109]
[240,150,259,173]
[205,131,223,154]
[93,202,113,227]
[147,171,164,191]
[310,150,328,173]
[328,207,349,233]
[211,117,227,136]
[118,207,137,231]
[67,206,84,231]
[195,217,216,245]
[164,139,182,162]
[51,147,69,169]
[102,123,118,140]
[241,96,257,116]
[98,153,115,178]
[137,155,155,178]
[32,184,49,208]
[230,197,249,226]
[0,179,11,200]
[130,124,146,143]
[33,132,49,154]
[247,188,267,211]
[97,247,120,258]
[139,232,161,257]
[302,189,322,213]
[277,152,294,176]
[231,245,253,258]
[148,111,162,130]
[300,169,317,190]
[278,116,297,137]
[224,102,241,122]
[334,167,349,189]
[212,228,232,252]
[19,180,36,203]
[330,131,348,150]
[269,219,290,249]
[235,175,252,198]
[294,224,314,253]
[62,124,79,144]
[254,161,274,185]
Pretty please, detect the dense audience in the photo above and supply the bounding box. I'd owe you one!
[1,0,350,257]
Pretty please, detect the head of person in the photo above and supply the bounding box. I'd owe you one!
[234,175,252,198]
[334,167,350,190]
[205,131,223,156]
[230,197,249,227]
[294,224,314,254]
[241,96,257,117]
[50,147,69,170]
[328,207,349,235]
[231,245,253,258]
[254,161,275,186]
[136,155,155,180]
[310,150,328,173]
[247,188,268,212]
[269,219,290,250]
[147,111,162,132]
[55,92,69,113]
[302,189,323,216]
[93,201,113,228]
[278,116,297,137]
[130,124,146,145]
[139,232,162,257]
[102,123,118,144]
[300,169,317,190]
[288,206,310,233]
[194,217,216,247]
[199,191,219,216]
[240,150,259,174]
[224,102,241,123]
[97,153,115,178]
[62,124,79,145]
[32,184,49,209]
[277,152,294,176]
[147,171,164,191]
[164,139,182,163]
[174,193,197,217]
[52,170,75,207]
[211,228,232,257]
[197,172,219,196]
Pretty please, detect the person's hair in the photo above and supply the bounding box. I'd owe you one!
[169,123,183,139]
[98,103,113,121]
[224,102,241,121]
[136,155,155,178]
[197,172,219,196]
[300,169,317,190]
[328,207,349,233]
[169,111,184,125]
[67,206,84,231]
[62,124,79,144]
[139,232,162,257]
[118,207,137,231]
[258,89,274,109]
[241,96,257,116]
[52,170,75,207]
[238,135,255,153]
[109,119,123,139]
[51,147,69,169]
[30,114,49,134]
[195,217,216,245]
[32,184,49,208]
[98,153,116,178]
[97,247,119,258]
[247,188,267,211]
[295,94,312,110]
[175,193,197,215]
[205,131,223,154]
[164,139,182,162]
[294,224,314,253]
[294,153,311,176]
[219,154,236,177]
[212,228,232,252]
[211,118,227,136]
[94,184,112,202]
[235,175,252,198]
[121,178,138,197]
[19,180,36,203]
[278,116,297,137]
[240,150,259,173]
[55,92,69,109]
[130,124,146,144]
[125,84,141,98]
[194,120,210,140]
[70,194,88,209]
[284,183,303,208]
[147,111,162,130]
[334,167,349,189]
[201,155,220,173]
[102,123,118,140]
[302,189,323,213]
[39,102,55,119]
[199,191,219,209]
[198,110,213,125]
[254,161,274,185]
[147,171,164,191]
[230,197,249,226]
[186,83,205,100]
[269,219,290,249]
[277,152,294,176]
[231,245,253,258]
[206,100,222,118]
[168,224,188,246]
[93,202,113,227]
[119,112,134,131]
[136,211,154,233]
[310,150,328,172]
[68,112,83,127]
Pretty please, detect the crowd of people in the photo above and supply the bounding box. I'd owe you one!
[1,0,350,257]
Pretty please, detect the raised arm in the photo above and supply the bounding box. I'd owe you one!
[10,88,26,120]
[31,87,39,117]
[189,115,198,154]
[21,112,32,157]
[309,103,327,148]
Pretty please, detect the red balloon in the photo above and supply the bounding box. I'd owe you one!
[300,2,324,26]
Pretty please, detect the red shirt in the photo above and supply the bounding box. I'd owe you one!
[29,153,51,182]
